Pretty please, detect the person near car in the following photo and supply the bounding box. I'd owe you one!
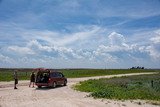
[13,70,18,89]
[29,71,35,88]
[43,73,48,83]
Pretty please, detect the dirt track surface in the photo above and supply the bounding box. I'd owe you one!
[0,72,159,107]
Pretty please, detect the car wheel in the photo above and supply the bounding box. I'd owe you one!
[63,80,67,86]
[38,86,42,88]
[52,82,56,88]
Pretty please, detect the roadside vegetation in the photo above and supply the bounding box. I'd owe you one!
[0,68,159,81]
[74,73,160,101]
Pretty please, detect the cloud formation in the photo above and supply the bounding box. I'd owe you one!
[0,0,160,68]
[1,29,160,68]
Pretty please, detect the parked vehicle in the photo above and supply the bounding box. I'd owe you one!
[35,69,67,88]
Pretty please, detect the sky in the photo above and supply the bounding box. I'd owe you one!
[0,0,160,69]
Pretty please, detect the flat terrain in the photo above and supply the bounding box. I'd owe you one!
[1,68,159,81]
[0,72,159,107]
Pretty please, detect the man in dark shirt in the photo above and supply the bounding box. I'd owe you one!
[14,70,18,89]
[29,72,35,87]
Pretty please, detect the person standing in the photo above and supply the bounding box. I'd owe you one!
[13,70,18,89]
[29,72,35,88]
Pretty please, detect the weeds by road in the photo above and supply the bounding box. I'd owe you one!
[74,72,160,101]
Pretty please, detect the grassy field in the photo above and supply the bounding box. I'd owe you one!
[0,68,32,81]
[0,68,159,81]
[74,72,160,101]
[61,69,159,78]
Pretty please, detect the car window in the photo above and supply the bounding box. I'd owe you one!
[57,73,64,77]
[50,72,64,77]
[51,72,57,77]
[60,73,64,77]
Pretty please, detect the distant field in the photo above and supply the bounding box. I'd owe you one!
[74,73,160,101]
[61,69,160,78]
[0,68,159,81]
[0,69,32,81]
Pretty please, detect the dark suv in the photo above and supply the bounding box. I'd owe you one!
[35,69,67,88]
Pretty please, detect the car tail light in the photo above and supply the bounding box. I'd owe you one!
[48,78,51,82]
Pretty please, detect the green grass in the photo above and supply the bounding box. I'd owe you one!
[61,69,159,78]
[0,69,32,81]
[0,68,159,81]
[74,73,160,101]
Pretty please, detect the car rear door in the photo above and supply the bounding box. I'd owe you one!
[57,72,65,85]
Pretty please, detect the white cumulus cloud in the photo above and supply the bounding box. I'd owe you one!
[7,46,35,55]
[150,30,160,44]
[0,54,14,63]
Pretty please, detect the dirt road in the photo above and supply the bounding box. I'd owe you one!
[0,72,159,107]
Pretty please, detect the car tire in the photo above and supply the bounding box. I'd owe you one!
[38,86,42,88]
[63,80,67,86]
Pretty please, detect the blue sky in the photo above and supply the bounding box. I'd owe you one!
[0,0,160,68]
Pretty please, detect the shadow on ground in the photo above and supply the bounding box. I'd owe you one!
[35,85,67,90]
